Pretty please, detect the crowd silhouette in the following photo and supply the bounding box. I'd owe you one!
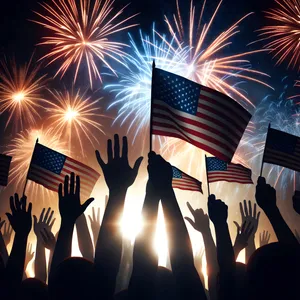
[0,134,300,300]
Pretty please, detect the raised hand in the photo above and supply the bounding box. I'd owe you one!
[233,221,254,258]
[2,223,13,246]
[6,194,32,237]
[259,230,271,247]
[96,134,143,191]
[208,194,228,225]
[255,177,277,212]
[292,190,300,215]
[33,207,55,240]
[88,207,101,244]
[41,228,56,251]
[185,202,210,233]
[0,218,5,231]
[147,151,172,192]
[239,200,260,236]
[58,173,94,223]
[25,243,34,269]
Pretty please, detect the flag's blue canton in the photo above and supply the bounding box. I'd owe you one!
[267,128,297,154]
[32,144,66,175]
[172,167,182,179]
[153,69,200,115]
[207,157,228,171]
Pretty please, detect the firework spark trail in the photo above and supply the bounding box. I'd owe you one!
[0,56,47,130]
[254,0,300,71]
[106,26,188,144]
[46,88,106,154]
[5,128,68,201]
[33,0,138,88]
[164,0,273,108]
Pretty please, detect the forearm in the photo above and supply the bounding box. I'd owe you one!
[94,188,127,295]
[50,220,74,278]
[245,236,256,263]
[0,233,8,265]
[265,207,298,245]
[34,240,47,282]
[214,222,235,300]
[6,234,28,286]
[129,189,159,298]
[76,214,94,261]
[202,230,219,300]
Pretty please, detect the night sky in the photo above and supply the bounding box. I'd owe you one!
[0,0,299,253]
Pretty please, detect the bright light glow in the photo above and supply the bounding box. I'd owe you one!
[12,92,25,102]
[64,107,79,122]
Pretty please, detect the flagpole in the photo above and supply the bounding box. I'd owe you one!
[149,60,155,152]
[260,123,271,177]
[23,138,39,197]
[205,155,211,196]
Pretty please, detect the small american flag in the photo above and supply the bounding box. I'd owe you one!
[206,157,253,184]
[28,143,100,198]
[263,127,300,172]
[151,68,252,162]
[0,154,12,186]
[172,166,203,193]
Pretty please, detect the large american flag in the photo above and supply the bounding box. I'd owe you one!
[172,166,203,193]
[0,154,12,186]
[28,143,100,198]
[151,68,252,162]
[206,157,253,184]
[263,127,300,172]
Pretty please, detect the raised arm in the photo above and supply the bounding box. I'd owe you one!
[49,173,94,279]
[5,194,32,290]
[88,207,101,248]
[149,152,206,300]
[256,177,298,245]
[40,227,56,278]
[94,134,143,298]
[185,202,218,300]
[208,195,235,300]
[237,200,260,263]
[128,153,160,300]
[33,207,55,282]
[0,219,8,265]
[24,243,34,279]
[75,213,94,261]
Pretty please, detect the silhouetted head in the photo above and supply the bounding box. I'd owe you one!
[49,257,94,300]
[155,266,178,300]
[18,278,49,300]
[247,242,300,300]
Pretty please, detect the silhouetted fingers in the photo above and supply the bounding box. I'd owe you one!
[133,157,143,174]
[70,172,75,195]
[75,175,80,196]
[184,217,196,229]
[239,202,245,219]
[97,207,100,221]
[257,211,261,223]
[253,203,257,219]
[64,175,69,196]
[46,209,54,225]
[82,198,95,213]
[14,194,21,211]
[243,200,249,217]
[122,136,128,160]
[107,139,113,163]
[114,134,120,159]
[95,150,105,169]
[257,176,266,186]
[39,208,46,223]
[248,200,252,217]
[186,202,195,216]
[49,218,56,229]
[5,213,13,227]
[233,221,240,234]
[92,207,96,221]
[58,183,63,199]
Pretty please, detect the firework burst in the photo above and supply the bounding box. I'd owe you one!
[163,0,272,108]
[46,88,106,153]
[0,56,47,130]
[6,128,68,200]
[33,0,138,88]
[256,0,300,71]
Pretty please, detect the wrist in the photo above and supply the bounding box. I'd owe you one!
[108,187,127,198]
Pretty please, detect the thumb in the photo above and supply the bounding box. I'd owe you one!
[5,213,13,226]
[133,157,143,174]
[233,221,240,233]
[81,198,95,213]
[184,217,196,229]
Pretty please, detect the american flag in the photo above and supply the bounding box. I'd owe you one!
[263,127,300,172]
[28,143,100,198]
[172,166,203,193]
[0,154,12,186]
[151,68,252,162]
[206,157,253,184]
